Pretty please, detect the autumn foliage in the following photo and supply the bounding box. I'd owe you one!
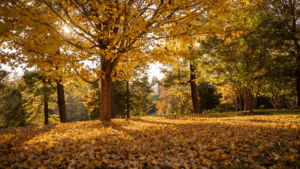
[1,114,300,168]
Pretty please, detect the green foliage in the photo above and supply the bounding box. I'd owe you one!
[65,93,89,122]
[0,86,26,127]
[0,71,27,127]
[113,80,127,117]
[197,82,222,110]
[158,64,194,115]
[64,79,90,122]
[19,72,57,123]
[198,8,289,113]
[130,71,153,116]
[150,94,161,103]
[82,82,101,119]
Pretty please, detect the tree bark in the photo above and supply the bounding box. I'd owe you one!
[126,80,130,118]
[243,93,249,111]
[253,95,258,109]
[57,81,67,123]
[238,93,242,111]
[190,60,201,114]
[235,96,238,112]
[296,69,300,106]
[269,96,281,109]
[111,80,116,119]
[100,75,112,121]
[44,99,49,125]
[226,102,228,112]
[244,89,255,113]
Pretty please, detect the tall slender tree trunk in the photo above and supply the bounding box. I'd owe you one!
[44,99,49,125]
[190,60,201,114]
[253,95,258,109]
[243,93,248,111]
[54,52,67,123]
[100,75,112,121]
[57,81,67,123]
[126,80,130,118]
[226,102,228,112]
[238,93,241,111]
[296,69,300,106]
[235,96,239,112]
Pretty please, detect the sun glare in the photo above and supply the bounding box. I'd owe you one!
[63,26,70,33]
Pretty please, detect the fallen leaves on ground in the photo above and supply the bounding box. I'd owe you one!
[0,114,300,168]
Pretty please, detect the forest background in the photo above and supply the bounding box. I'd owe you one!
[0,0,299,127]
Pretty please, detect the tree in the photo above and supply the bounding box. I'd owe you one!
[198,8,283,113]
[64,79,90,121]
[0,0,240,120]
[56,80,68,122]
[155,100,168,115]
[83,83,101,120]
[189,58,201,114]
[160,65,193,114]
[113,65,153,117]
[20,72,56,125]
[130,67,153,116]
[198,82,222,111]
[260,74,295,109]
[264,0,300,106]
[0,71,26,127]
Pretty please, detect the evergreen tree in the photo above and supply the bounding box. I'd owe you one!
[197,82,222,110]
[0,70,26,127]
[130,68,153,116]
[20,72,57,125]
[159,65,193,114]
[113,66,153,117]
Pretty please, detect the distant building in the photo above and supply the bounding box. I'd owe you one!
[151,83,161,95]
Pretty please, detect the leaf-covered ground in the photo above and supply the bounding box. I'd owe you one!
[0,114,300,169]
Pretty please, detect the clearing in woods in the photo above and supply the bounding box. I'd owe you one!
[0,113,300,168]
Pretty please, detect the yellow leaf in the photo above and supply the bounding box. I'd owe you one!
[274,155,280,161]
[138,156,145,161]
[59,156,64,162]
[258,143,264,151]
[19,162,29,168]
[151,160,158,165]
[295,141,300,147]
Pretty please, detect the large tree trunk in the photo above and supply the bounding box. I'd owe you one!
[111,80,116,119]
[243,90,252,113]
[44,99,49,125]
[100,75,112,121]
[190,60,201,114]
[57,81,67,123]
[243,89,256,114]
[126,80,130,118]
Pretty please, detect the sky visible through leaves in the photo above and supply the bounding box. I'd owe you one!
[1,114,300,168]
